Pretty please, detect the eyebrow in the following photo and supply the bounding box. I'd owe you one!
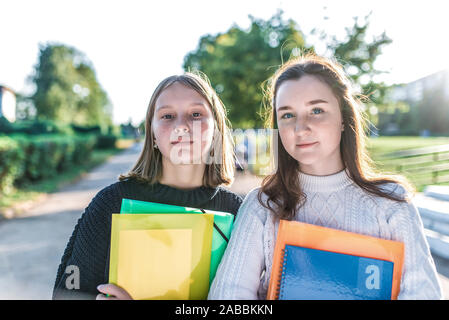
[306,99,328,106]
[156,102,207,111]
[277,99,329,111]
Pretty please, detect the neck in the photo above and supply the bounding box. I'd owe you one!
[159,157,206,190]
[299,150,344,176]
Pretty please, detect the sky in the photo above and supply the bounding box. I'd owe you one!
[1,0,448,126]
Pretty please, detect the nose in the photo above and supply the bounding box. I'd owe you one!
[175,126,189,134]
[295,117,311,135]
[174,120,190,134]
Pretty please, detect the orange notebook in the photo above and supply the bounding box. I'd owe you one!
[267,220,404,300]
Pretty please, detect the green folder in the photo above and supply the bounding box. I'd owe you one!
[120,198,235,283]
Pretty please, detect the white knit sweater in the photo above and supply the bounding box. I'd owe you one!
[208,169,444,300]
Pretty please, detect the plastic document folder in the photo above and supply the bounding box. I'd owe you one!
[109,213,213,300]
[120,198,234,283]
[267,220,404,300]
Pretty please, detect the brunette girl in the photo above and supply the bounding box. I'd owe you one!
[208,54,443,300]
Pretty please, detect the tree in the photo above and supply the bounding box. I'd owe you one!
[183,10,392,129]
[183,10,307,128]
[320,12,392,117]
[30,43,112,128]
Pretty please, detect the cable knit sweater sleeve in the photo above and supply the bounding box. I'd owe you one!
[208,188,265,300]
[385,186,444,299]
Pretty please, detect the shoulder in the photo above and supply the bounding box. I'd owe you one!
[372,182,419,222]
[242,187,265,204]
[87,179,134,213]
[216,186,244,203]
[378,182,409,198]
[350,181,410,206]
[215,186,244,215]
[94,181,122,201]
[235,187,271,222]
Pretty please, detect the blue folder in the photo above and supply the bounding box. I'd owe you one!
[279,245,394,300]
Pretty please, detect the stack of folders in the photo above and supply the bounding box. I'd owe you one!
[267,220,404,300]
[108,198,234,300]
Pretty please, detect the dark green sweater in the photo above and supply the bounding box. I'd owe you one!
[52,177,243,300]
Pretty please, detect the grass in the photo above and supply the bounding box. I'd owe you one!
[0,138,136,217]
[249,135,449,192]
[367,136,449,157]
[367,136,449,192]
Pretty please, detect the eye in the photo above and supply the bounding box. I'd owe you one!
[192,112,202,118]
[312,108,324,115]
[280,113,294,119]
[162,114,174,120]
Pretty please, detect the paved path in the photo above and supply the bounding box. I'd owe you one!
[0,142,143,299]
[0,143,448,299]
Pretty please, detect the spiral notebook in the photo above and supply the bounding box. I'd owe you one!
[267,220,404,300]
[278,245,395,300]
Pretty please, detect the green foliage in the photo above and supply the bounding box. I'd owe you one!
[0,116,14,134]
[0,133,97,194]
[324,14,392,105]
[30,43,113,128]
[96,134,118,149]
[0,117,74,135]
[0,137,24,195]
[183,11,392,129]
[183,10,308,128]
[71,123,102,135]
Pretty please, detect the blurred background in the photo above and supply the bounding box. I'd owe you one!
[1,0,449,299]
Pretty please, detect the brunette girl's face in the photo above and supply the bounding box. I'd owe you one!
[152,82,215,165]
[275,74,345,175]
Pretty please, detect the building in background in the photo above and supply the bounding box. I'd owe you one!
[390,69,449,104]
[0,85,16,122]
[380,69,449,136]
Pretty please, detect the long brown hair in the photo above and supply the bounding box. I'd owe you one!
[259,53,414,220]
[119,71,235,188]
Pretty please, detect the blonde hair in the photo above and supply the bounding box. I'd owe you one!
[119,72,235,187]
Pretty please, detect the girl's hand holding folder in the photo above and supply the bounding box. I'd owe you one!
[96,283,133,300]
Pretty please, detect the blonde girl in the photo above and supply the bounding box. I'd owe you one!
[53,72,243,300]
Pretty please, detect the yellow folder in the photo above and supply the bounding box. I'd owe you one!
[109,213,214,300]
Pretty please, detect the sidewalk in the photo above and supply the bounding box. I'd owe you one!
[0,142,143,299]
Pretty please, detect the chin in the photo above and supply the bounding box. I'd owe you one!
[289,152,318,165]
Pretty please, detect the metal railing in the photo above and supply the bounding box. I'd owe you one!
[378,144,449,258]
[420,206,449,259]
[379,144,449,185]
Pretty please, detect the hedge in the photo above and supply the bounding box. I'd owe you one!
[0,133,97,194]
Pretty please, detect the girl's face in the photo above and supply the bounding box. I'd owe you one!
[275,75,344,175]
[152,82,215,165]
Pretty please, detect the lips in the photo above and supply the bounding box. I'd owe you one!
[171,140,193,145]
[296,142,318,148]
[171,136,194,145]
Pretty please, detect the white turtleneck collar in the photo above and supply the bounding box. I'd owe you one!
[298,168,353,193]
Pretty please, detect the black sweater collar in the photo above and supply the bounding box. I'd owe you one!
[133,180,220,208]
